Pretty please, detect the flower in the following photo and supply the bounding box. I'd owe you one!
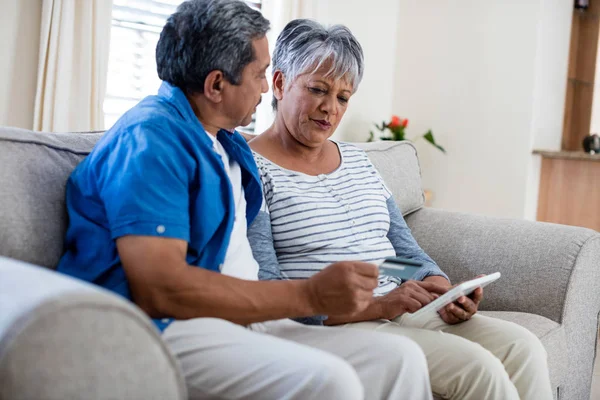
[368,115,445,154]
[387,115,408,130]
[388,115,402,129]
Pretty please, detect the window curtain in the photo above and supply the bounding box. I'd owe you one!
[34,0,113,132]
[254,0,323,134]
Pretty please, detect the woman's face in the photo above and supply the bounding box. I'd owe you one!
[275,66,354,147]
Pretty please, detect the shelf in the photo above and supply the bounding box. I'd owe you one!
[533,149,600,161]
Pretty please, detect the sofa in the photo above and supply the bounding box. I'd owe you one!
[0,127,598,400]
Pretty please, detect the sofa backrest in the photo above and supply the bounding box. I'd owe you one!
[0,128,102,269]
[354,141,424,215]
[0,127,424,270]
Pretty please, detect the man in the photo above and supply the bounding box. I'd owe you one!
[57,1,434,399]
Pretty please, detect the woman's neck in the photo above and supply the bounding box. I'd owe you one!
[267,119,329,165]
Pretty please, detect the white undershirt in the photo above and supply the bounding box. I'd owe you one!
[205,132,259,281]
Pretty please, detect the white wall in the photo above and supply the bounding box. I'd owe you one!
[525,0,572,220]
[392,0,572,219]
[0,0,42,129]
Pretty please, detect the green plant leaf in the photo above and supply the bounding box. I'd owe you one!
[423,130,446,153]
[368,131,374,142]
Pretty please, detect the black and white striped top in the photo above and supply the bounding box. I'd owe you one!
[253,141,400,295]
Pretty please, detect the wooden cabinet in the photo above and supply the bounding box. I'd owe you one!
[536,151,600,231]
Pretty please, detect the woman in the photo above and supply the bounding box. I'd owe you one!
[248,19,553,400]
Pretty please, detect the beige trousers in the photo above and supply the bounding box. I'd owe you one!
[163,318,432,400]
[345,313,553,400]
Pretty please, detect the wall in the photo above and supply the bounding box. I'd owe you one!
[0,0,42,129]
[525,0,573,220]
[392,0,572,219]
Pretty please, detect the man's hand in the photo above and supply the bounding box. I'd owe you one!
[424,275,484,324]
[305,261,379,316]
[377,280,448,320]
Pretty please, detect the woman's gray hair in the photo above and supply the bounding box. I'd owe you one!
[271,19,364,110]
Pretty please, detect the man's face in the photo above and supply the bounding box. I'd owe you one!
[221,36,270,129]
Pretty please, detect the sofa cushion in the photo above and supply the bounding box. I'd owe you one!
[354,141,424,216]
[0,127,102,269]
[479,310,567,390]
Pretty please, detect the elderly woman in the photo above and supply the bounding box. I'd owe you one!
[248,19,553,400]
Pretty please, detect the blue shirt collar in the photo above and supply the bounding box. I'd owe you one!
[158,81,239,144]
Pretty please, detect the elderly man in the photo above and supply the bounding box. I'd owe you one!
[56,1,434,399]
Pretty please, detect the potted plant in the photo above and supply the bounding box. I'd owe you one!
[368,115,446,154]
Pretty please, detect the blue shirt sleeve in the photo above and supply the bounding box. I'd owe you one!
[386,197,450,283]
[95,122,193,241]
[248,210,326,325]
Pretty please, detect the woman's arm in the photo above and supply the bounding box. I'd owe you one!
[386,197,450,282]
[248,210,326,325]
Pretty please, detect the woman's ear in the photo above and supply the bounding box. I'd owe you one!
[203,70,225,103]
[272,70,285,101]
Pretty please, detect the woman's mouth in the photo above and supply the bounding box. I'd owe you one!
[312,119,331,130]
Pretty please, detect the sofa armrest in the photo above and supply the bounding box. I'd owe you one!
[0,257,186,400]
[404,208,600,325]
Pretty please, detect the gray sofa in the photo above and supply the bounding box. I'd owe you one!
[0,127,598,400]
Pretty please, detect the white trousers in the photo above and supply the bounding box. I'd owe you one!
[346,313,554,400]
[163,318,432,400]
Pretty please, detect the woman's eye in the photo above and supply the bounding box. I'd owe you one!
[338,97,349,104]
[309,87,326,94]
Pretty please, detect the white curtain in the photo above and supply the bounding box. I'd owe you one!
[254,0,323,134]
[34,0,113,132]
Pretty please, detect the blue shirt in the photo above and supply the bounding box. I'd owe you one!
[57,82,263,332]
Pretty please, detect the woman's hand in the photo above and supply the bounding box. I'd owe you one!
[424,275,484,325]
[378,280,448,320]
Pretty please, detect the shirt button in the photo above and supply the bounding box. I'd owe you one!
[352,220,356,225]
[156,225,166,234]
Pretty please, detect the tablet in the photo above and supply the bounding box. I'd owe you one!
[404,272,501,322]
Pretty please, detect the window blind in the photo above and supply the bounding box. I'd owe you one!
[104,0,262,131]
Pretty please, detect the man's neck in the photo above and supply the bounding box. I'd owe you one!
[185,92,221,137]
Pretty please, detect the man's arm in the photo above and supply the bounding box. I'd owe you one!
[117,235,378,325]
[248,210,326,325]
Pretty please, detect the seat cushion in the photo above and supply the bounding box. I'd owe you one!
[354,141,424,215]
[479,310,567,390]
[0,127,103,269]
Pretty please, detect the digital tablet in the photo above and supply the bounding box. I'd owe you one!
[403,272,501,322]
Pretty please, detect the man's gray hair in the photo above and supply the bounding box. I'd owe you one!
[157,0,270,93]
[271,19,364,110]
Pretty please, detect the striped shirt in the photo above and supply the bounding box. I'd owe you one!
[253,141,400,295]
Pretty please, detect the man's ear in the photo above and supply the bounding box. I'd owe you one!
[272,70,285,102]
[203,70,225,103]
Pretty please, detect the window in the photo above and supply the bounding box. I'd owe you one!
[104,0,262,131]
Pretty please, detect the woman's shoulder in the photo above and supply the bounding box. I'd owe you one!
[334,141,372,166]
[335,140,368,155]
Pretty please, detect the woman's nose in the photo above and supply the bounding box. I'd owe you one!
[319,95,337,115]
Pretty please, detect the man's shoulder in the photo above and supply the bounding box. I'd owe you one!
[115,95,187,136]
